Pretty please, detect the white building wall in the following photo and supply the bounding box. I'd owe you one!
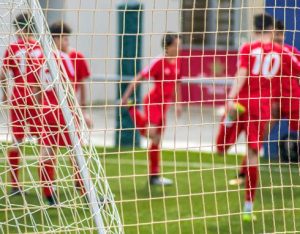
[63,0,181,104]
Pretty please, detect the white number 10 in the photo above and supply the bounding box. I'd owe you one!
[251,47,281,79]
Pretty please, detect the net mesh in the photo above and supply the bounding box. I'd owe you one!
[0,0,299,234]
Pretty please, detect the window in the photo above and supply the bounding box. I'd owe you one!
[181,0,242,49]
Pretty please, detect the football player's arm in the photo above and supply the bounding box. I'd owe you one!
[228,44,249,102]
[121,72,144,105]
[77,53,91,107]
[228,67,248,102]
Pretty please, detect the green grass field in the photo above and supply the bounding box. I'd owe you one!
[0,145,299,234]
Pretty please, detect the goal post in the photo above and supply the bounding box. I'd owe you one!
[28,1,120,233]
[28,0,122,234]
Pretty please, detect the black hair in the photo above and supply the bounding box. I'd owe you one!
[161,32,180,49]
[13,13,33,33]
[254,13,274,31]
[275,20,284,31]
[49,21,72,37]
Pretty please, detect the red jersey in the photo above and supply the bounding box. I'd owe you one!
[277,45,300,116]
[284,44,300,60]
[69,50,90,91]
[2,38,43,98]
[42,51,75,107]
[237,41,300,118]
[141,56,181,103]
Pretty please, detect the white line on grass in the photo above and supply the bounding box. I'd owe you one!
[1,155,298,174]
[103,158,299,174]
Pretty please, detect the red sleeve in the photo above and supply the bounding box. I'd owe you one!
[238,43,250,69]
[75,52,90,81]
[140,58,162,79]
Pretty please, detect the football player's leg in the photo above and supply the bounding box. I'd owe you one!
[148,127,161,176]
[51,113,84,194]
[146,103,163,176]
[39,144,57,205]
[27,105,43,139]
[289,107,300,132]
[229,156,247,186]
[8,107,26,190]
[243,147,258,222]
[147,105,172,185]
[243,119,267,220]
[127,103,147,136]
[216,115,242,154]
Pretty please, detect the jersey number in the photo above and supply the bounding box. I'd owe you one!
[251,47,281,79]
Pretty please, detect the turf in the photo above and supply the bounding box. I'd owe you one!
[0,145,299,234]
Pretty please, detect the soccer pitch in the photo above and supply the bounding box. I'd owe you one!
[0,146,299,234]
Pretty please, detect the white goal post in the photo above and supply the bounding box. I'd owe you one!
[28,0,122,233]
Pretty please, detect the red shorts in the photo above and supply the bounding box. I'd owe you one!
[41,107,72,147]
[281,99,300,132]
[216,113,269,153]
[282,110,300,132]
[143,96,170,132]
[10,97,42,140]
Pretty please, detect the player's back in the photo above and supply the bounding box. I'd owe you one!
[42,51,75,107]
[278,44,300,115]
[68,49,90,91]
[237,41,292,118]
[142,56,181,103]
[3,38,43,97]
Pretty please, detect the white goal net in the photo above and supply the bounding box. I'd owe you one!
[0,0,299,234]
[0,0,121,233]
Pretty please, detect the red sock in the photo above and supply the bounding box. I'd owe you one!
[245,165,258,202]
[239,156,247,176]
[149,144,160,175]
[128,107,147,136]
[72,160,86,195]
[8,149,20,187]
[75,171,86,195]
[40,158,56,198]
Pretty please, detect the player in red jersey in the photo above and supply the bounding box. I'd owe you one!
[273,20,300,133]
[122,33,183,186]
[50,21,92,127]
[215,14,300,221]
[37,22,91,205]
[230,20,300,186]
[41,21,90,205]
[0,13,43,195]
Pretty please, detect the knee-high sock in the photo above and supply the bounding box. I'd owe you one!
[8,149,20,187]
[128,107,147,136]
[245,165,258,202]
[149,143,160,175]
[70,157,86,195]
[74,168,86,195]
[239,156,247,177]
[40,158,56,198]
